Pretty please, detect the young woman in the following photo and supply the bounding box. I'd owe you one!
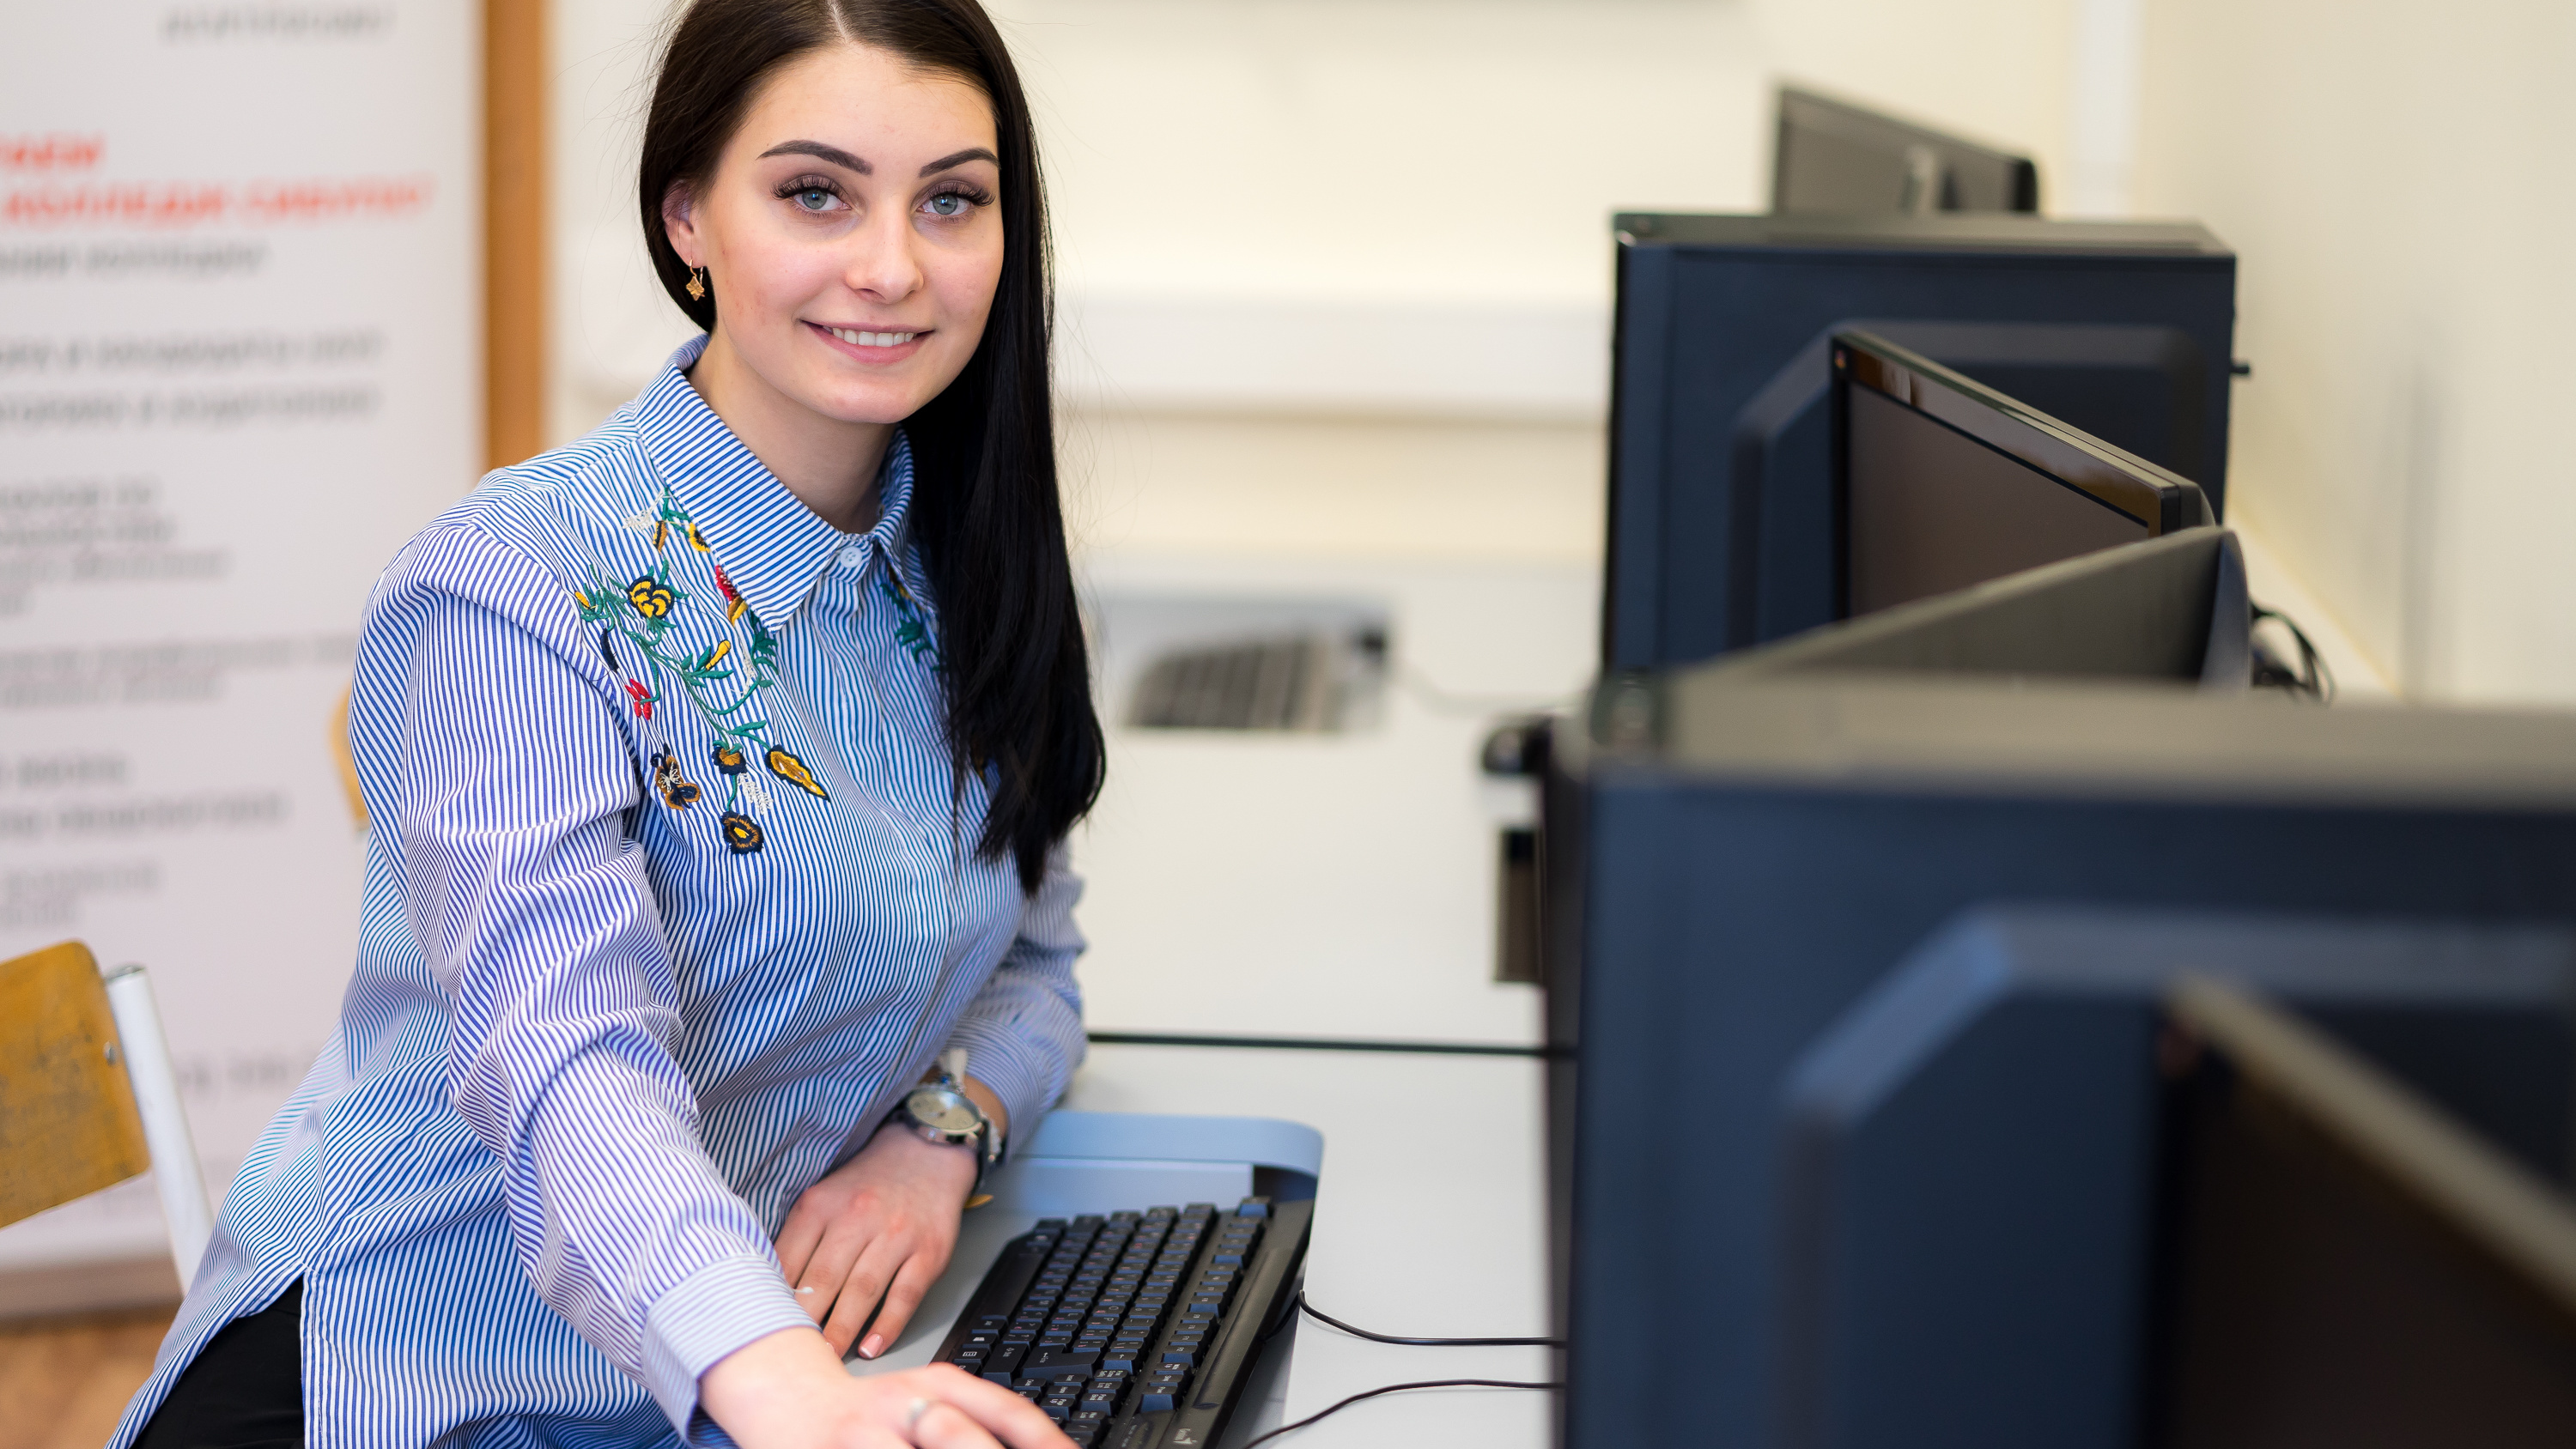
[114,2,1100,1446]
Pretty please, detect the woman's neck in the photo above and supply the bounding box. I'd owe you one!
[686,328,891,534]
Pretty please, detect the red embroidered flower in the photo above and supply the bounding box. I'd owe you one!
[624,679,654,720]
[714,565,748,623]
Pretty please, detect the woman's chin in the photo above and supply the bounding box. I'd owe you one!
[793,378,936,428]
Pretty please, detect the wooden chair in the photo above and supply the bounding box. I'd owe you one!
[0,942,215,1288]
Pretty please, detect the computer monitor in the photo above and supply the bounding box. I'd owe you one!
[1539,663,2576,1447]
[1605,212,2237,667]
[1710,526,2248,690]
[2156,978,2576,1446]
[1833,330,2210,618]
[1773,909,2576,1449]
[1772,86,2041,216]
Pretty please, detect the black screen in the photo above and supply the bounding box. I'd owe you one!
[1844,383,2148,616]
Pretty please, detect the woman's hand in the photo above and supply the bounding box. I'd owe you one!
[776,1079,1006,1359]
[702,1327,1069,1449]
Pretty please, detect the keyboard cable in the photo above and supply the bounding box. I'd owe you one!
[1228,1292,1564,1446]
[1295,1289,1564,1348]
[1235,1378,1559,1448]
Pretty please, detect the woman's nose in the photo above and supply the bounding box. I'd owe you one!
[843,213,924,304]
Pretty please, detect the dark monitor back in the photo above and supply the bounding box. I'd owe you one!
[2158,979,2576,1448]
[1834,330,2210,617]
[1773,87,2040,216]
[1546,674,2576,1448]
[1773,910,2576,1449]
[1704,527,2249,690]
[1606,213,2236,668]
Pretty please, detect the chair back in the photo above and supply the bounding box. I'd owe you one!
[0,942,216,1287]
[0,942,152,1228]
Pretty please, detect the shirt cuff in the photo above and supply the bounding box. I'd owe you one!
[640,1251,814,1445]
[945,1014,1063,1163]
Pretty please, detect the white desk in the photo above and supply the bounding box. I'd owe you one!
[1071,551,1595,1050]
[856,1041,1555,1448]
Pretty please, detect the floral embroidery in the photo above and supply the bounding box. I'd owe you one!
[765,746,829,800]
[627,577,674,619]
[714,565,749,624]
[577,482,797,854]
[879,572,941,670]
[650,750,702,810]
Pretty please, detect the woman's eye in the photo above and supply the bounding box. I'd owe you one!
[792,187,837,212]
[925,192,969,218]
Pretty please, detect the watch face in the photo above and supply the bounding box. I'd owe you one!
[906,1086,982,1136]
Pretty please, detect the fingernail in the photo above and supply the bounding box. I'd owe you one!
[859,1334,883,1359]
[794,1285,816,1295]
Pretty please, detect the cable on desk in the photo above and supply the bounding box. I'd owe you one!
[1234,1378,1559,1448]
[1297,1290,1566,1348]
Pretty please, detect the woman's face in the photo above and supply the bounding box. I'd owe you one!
[666,43,1004,428]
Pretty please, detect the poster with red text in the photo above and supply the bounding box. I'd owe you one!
[1,5,476,1287]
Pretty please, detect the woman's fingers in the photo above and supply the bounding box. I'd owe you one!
[908,1399,1004,1449]
[775,1194,830,1293]
[906,1366,1071,1448]
[827,1232,910,1355]
[858,1246,950,1361]
[794,1215,873,1329]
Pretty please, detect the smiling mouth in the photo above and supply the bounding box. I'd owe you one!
[818,324,922,349]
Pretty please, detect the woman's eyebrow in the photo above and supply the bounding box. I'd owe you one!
[760,139,870,173]
[918,146,999,176]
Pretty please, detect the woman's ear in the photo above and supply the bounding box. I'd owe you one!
[662,181,700,267]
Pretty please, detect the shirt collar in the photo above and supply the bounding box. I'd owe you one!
[629,335,919,630]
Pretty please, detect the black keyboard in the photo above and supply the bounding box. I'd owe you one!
[932,1197,1313,1448]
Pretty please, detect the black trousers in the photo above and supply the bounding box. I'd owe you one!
[134,1282,303,1449]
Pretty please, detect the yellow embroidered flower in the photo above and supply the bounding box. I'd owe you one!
[572,589,591,610]
[653,518,669,551]
[627,576,674,619]
[721,811,763,853]
[689,524,712,551]
[699,640,731,670]
[766,746,829,800]
[712,743,747,776]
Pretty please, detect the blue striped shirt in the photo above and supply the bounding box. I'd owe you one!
[113,336,1088,1448]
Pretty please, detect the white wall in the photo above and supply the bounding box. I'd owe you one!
[2131,1,2576,703]
[550,0,2084,518]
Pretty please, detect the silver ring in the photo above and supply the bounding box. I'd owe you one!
[904,1396,933,1433]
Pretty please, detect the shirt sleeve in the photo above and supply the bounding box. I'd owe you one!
[372,524,808,1442]
[940,841,1087,1153]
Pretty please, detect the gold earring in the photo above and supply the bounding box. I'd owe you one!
[685,266,708,302]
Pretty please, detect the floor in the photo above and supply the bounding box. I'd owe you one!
[0,1308,172,1449]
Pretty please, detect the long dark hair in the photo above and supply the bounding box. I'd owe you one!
[640,0,1102,892]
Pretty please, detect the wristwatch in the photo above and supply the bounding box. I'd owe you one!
[897,1048,1000,1203]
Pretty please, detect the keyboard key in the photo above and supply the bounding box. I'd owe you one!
[984,1343,1028,1380]
[1161,1349,1200,1369]
[1236,1199,1269,1220]
[1139,1390,1178,1414]
[1018,1349,1100,1384]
